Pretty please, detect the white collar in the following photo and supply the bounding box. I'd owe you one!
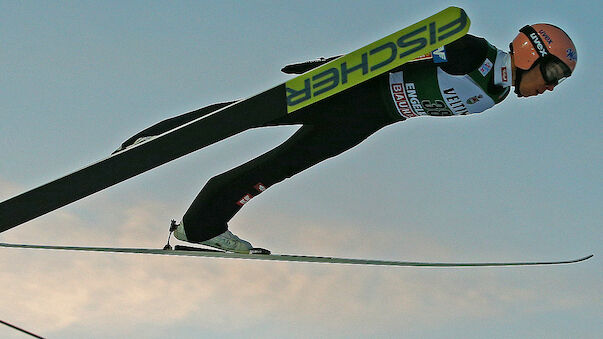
[493,50,513,88]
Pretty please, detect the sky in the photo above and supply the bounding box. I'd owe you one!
[0,1,601,338]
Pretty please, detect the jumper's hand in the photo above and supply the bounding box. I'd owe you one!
[281,55,342,74]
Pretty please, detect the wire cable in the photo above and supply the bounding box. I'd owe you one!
[0,319,45,339]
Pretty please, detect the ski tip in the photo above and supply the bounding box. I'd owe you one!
[578,254,594,262]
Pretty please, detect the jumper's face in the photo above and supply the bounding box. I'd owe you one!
[517,65,557,97]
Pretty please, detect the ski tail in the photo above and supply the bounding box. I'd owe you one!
[285,7,470,112]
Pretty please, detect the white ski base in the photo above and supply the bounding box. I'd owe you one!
[0,242,593,267]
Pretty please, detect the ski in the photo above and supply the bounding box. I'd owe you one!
[0,242,592,267]
[0,7,469,233]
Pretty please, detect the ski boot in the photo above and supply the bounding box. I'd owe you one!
[165,220,268,254]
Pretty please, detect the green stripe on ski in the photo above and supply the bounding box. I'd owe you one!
[285,6,470,112]
[0,243,592,267]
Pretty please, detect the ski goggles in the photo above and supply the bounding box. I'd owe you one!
[539,56,572,86]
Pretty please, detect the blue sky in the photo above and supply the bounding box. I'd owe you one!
[0,1,601,338]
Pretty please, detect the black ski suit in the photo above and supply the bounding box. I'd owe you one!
[119,35,493,242]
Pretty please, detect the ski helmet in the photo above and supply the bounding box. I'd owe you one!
[510,24,577,89]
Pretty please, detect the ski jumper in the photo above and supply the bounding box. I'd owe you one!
[118,34,512,242]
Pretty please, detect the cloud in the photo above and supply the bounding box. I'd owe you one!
[0,184,598,338]
[0,177,22,201]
